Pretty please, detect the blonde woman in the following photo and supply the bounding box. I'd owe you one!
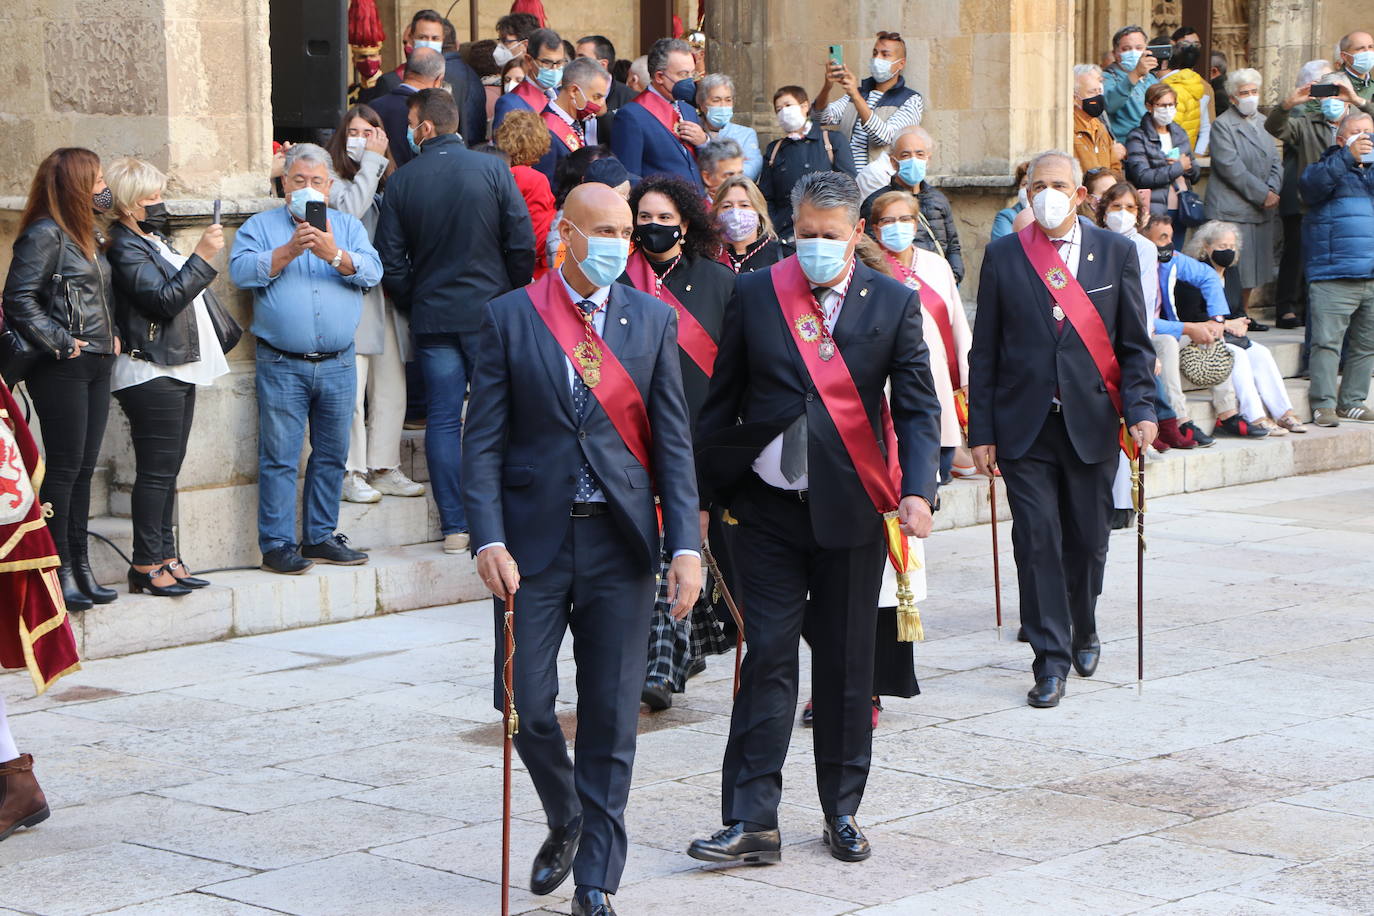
[710,175,790,273]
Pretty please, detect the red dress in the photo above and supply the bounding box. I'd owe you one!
[511,165,555,278]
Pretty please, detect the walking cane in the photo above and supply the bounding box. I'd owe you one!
[703,546,745,699]
[1134,449,1146,690]
[501,592,518,916]
[989,477,1003,640]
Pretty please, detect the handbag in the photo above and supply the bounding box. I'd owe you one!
[1179,341,1234,387]
[1174,177,1207,228]
[0,319,40,387]
[202,287,242,354]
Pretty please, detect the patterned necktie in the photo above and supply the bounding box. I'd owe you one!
[1052,238,1067,335]
[571,299,601,500]
[779,286,830,484]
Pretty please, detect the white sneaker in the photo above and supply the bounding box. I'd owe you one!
[369,467,426,497]
[443,532,470,554]
[342,471,382,503]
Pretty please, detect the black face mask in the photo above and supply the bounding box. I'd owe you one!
[138,202,171,237]
[634,222,683,254]
[1208,248,1236,268]
[1081,94,1106,118]
[1156,243,1174,263]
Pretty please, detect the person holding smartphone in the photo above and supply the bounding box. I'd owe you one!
[815,31,925,169]
[1104,25,1160,140]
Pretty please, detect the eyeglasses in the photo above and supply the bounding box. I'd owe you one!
[536,56,566,68]
[874,215,917,228]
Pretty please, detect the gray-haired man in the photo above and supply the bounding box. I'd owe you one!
[697,137,745,198]
[689,170,942,865]
[533,56,613,182]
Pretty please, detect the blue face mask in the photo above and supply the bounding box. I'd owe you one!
[705,106,733,129]
[569,223,630,288]
[407,125,423,154]
[1351,50,1374,74]
[1119,49,1142,71]
[671,77,698,104]
[897,157,927,187]
[795,235,854,285]
[287,186,325,221]
[414,39,443,53]
[1322,97,1347,122]
[879,222,916,253]
[535,65,563,90]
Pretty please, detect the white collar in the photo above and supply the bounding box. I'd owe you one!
[558,265,610,307]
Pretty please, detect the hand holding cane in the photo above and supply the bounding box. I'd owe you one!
[501,592,518,916]
[702,545,745,699]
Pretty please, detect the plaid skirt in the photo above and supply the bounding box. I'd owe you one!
[645,555,733,692]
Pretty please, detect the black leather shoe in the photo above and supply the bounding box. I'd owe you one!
[167,559,210,589]
[57,566,92,612]
[530,815,581,895]
[801,699,814,727]
[687,822,782,865]
[127,566,192,598]
[1072,634,1101,678]
[1027,676,1067,708]
[301,533,368,566]
[1276,313,1302,329]
[261,546,314,575]
[641,677,672,711]
[71,558,117,604]
[571,887,616,916]
[822,815,872,862]
[1248,320,1270,332]
[1016,626,1029,643]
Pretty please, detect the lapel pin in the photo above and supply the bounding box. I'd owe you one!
[859,288,868,297]
[686,284,693,292]
[1087,252,1095,261]
[620,317,628,325]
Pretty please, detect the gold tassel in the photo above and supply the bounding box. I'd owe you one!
[895,571,924,642]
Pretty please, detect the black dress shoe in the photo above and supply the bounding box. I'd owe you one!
[822,815,872,862]
[1249,320,1270,332]
[301,533,368,566]
[1027,676,1067,708]
[127,566,192,598]
[1072,634,1101,678]
[687,822,782,865]
[261,546,314,575]
[1016,626,1029,643]
[71,558,117,604]
[1276,313,1302,329]
[530,815,581,895]
[167,559,210,589]
[57,566,92,612]
[641,677,672,711]
[571,887,616,916]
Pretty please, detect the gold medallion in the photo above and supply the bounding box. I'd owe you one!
[573,339,603,388]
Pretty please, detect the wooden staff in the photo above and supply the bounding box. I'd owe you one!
[501,592,518,916]
[989,477,1003,639]
[702,545,745,699]
[1134,449,1146,687]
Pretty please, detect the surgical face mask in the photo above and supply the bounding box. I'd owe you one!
[1156,243,1174,263]
[346,136,367,163]
[1017,186,1029,209]
[1119,49,1143,71]
[1031,187,1074,230]
[1234,95,1259,117]
[1322,97,1347,122]
[1350,50,1374,74]
[671,77,698,104]
[879,222,916,253]
[535,65,563,90]
[287,186,325,221]
[407,124,423,154]
[414,39,443,53]
[633,222,682,254]
[92,187,113,212]
[795,234,853,285]
[719,208,760,242]
[705,106,733,129]
[1105,209,1137,235]
[870,56,900,83]
[1080,94,1106,118]
[896,156,927,187]
[493,43,515,67]
[569,222,630,288]
[777,104,806,134]
[1151,105,1177,127]
[1209,248,1236,268]
[504,78,520,94]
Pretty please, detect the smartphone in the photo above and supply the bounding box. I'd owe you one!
[212,198,221,225]
[1147,43,1173,61]
[1310,83,1339,98]
[828,44,843,68]
[305,200,327,232]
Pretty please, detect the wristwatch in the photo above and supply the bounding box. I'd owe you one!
[331,249,345,270]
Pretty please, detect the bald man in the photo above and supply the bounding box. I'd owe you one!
[462,184,702,916]
[859,126,965,282]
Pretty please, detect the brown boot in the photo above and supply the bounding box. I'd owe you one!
[0,754,50,841]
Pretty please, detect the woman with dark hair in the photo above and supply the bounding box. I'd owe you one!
[324,105,424,505]
[710,175,791,273]
[620,174,737,711]
[1,148,118,612]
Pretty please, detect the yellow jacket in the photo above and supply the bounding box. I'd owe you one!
[1163,68,1208,151]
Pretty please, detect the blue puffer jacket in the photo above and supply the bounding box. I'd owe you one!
[1299,145,1374,282]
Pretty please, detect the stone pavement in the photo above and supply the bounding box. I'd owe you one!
[2,467,1374,915]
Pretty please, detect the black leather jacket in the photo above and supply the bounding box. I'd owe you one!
[1,218,116,358]
[105,223,217,366]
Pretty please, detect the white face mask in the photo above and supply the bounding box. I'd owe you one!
[1151,105,1177,127]
[777,104,806,134]
[504,78,520,94]
[493,43,515,67]
[1032,187,1074,230]
[345,136,367,163]
[1105,209,1137,235]
[1017,186,1029,209]
[1234,96,1259,117]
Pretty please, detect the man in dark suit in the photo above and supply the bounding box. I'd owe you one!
[611,38,707,190]
[575,34,635,112]
[493,27,566,131]
[463,183,702,916]
[374,89,534,558]
[368,48,446,167]
[688,171,941,866]
[533,58,613,183]
[968,149,1157,709]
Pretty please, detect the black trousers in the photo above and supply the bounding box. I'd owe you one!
[25,353,113,564]
[1276,212,1307,316]
[113,377,196,565]
[721,475,885,827]
[491,513,656,895]
[997,411,1116,680]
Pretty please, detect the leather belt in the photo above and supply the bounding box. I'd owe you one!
[262,341,342,362]
[570,501,610,517]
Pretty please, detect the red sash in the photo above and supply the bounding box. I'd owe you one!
[526,272,654,471]
[632,90,697,157]
[542,109,582,152]
[513,79,547,112]
[625,250,718,377]
[884,251,960,390]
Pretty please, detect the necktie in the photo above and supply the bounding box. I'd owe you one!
[779,286,831,484]
[572,299,601,500]
[1052,238,1067,334]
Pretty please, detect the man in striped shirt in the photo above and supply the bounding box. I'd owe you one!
[816,31,926,169]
